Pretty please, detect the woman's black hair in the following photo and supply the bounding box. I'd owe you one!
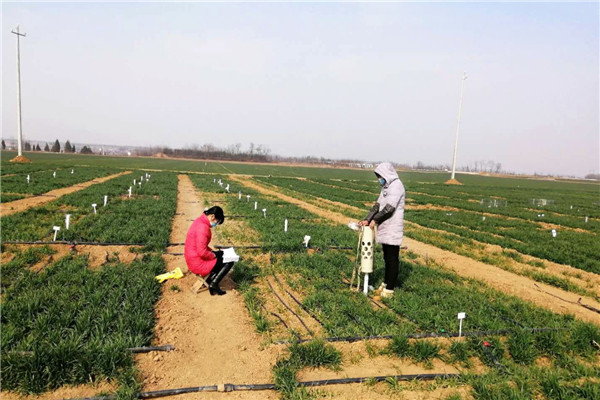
[204,206,225,224]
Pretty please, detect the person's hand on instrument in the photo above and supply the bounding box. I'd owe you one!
[358,220,369,227]
[369,220,376,229]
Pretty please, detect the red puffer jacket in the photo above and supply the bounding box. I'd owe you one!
[184,214,217,276]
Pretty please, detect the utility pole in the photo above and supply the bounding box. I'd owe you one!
[10,25,30,163]
[448,72,467,184]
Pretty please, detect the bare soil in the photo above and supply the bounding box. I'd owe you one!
[0,171,131,216]
[234,176,600,326]
[0,382,117,400]
[137,175,282,395]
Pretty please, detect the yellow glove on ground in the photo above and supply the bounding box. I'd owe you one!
[155,267,184,283]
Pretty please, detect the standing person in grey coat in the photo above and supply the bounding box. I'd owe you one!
[358,162,405,298]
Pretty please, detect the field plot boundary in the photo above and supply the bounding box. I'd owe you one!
[136,174,281,393]
[231,175,600,325]
[0,171,131,216]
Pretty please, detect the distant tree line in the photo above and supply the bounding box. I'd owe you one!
[135,143,375,167]
[136,143,272,162]
[3,139,94,154]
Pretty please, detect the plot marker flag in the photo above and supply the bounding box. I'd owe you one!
[53,226,60,241]
[458,312,466,339]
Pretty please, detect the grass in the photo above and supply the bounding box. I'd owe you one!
[1,253,164,394]
[273,340,341,400]
[387,336,441,368]
[507,329,538,365]
[1,245,56,294]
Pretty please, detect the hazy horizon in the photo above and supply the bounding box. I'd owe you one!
[2,2,598,177]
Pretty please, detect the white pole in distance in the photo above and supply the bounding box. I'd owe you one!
[450,72,467,181]
[12,25,26,157]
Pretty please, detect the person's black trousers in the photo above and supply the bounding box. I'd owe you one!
[382,244,400,290]
[207,250,233,282]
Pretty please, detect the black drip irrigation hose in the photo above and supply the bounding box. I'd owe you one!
[486,303,528,329]
[534,283,600,315]
[224,215,321,221]
[265,279,314,337]
[3,240,144,247]
[271,273,326,328]
[70,373,461,400]
[341,277,420,327]
[480,342,505,370]
[273,327,566,345]
[258,303,302,340]
[7,344,175,356]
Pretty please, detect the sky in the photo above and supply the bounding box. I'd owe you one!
[2,1,598,177]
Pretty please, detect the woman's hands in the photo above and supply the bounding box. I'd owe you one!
[358,220,376,229]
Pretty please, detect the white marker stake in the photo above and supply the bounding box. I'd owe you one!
[254,201,258,210]
[213,178,216,183]
[65,214,71,230]
[128,187,132,198]
[482,216,486,221]
[138,182,141,187]
[262,208,267,218]
[246,195,250,202]
[458,312,466,339]
[225,184,230,193]
[303,235,311,248]
[284,219,288,232]
[103,195,108,206]
[238,191,242,200]
[53,226,60,241]
[53,171,56,178]
[71,169,74,174]
[26,174,30,184]
[92,204,97,214]
[585,216,589,223]
[134,179,136,186]
[551,229,557,238]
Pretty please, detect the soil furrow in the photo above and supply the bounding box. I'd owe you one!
[0,171,132,216]
[231,175,600,326]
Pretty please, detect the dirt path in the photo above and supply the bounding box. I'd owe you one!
[232,176,600,326]
[136,175,281,396]
[404,221,600,298]
[0,171,131,216]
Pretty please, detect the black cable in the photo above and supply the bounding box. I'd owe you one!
[271,273,326,328]
[67,373,462,400]
[265,279,314,337]
[273,327,565,345]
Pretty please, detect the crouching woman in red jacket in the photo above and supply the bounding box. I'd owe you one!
[184,206,233,296]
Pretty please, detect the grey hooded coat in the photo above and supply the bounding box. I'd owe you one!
[365,162,405,246]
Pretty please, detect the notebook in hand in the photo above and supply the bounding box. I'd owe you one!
[222,247,240,263]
